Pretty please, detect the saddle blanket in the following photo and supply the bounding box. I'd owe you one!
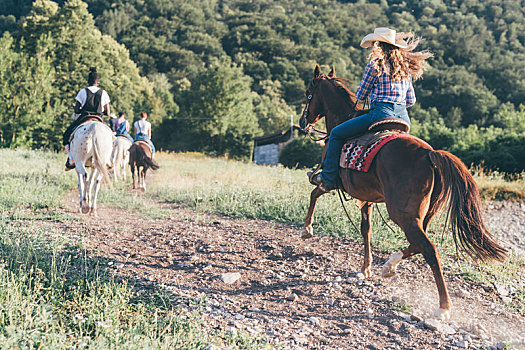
[339,132,428,172]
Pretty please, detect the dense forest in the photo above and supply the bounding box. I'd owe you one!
[0,0,524,171]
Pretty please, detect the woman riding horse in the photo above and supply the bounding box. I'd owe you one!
[64,67,111,170]
[114,111,134,143]
[133,112,156,157]
[310,27,432,192]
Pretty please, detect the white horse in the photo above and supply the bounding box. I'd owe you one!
[111,136,132,182]
[69,121,114,216]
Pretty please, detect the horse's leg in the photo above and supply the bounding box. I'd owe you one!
[303,186,325,239]
[113,157,119,183]
[90,171,103,217]
[86,168,98,213]
[382,182,442,277]
[138,166,142,189]
[123,153,129,181]
[359,203,374,278]
[397,218,451,320]
[75,164,88,213]
[139,166,143,189]
[142,168,147,191]
[131,162,136,189]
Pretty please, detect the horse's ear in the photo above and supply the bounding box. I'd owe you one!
[314,64,321,78]
[328,66,335,77]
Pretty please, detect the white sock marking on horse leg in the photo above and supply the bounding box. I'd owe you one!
[434,307,451,321]
[382,251,403,277]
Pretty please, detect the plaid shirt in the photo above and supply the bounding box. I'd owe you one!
[355,60,415,107]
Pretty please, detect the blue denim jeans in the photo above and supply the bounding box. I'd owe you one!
[320,102,410,187]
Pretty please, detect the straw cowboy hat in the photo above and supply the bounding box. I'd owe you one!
[360,27,408,49]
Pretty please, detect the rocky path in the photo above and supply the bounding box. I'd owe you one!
[56,195,525,349]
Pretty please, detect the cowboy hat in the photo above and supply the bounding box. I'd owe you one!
[360,27,408,49]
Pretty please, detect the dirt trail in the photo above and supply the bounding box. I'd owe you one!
[56,192,524,349]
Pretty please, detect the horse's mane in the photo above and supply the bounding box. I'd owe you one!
[323,75,360,122]
[329,76,358,106]
[307,74,360,122]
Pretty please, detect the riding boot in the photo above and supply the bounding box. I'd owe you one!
[64,145,75,171]
[309,173,336,192]
[65,157,75,171]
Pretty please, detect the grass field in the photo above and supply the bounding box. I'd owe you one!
[0,149,263,349]
[0,149,523,348]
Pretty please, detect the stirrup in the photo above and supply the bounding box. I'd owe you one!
[307,171,319,185]
[307,164,323,184]
[309,173,335,192]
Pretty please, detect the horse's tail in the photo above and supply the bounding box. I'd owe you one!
[429,150,507,262]
[137,145,160,170]
[92,125,112,185]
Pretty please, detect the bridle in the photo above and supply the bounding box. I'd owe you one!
[301,77,329,141]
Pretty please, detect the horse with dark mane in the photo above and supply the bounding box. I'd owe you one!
[299,65,506,320]
[129,141,159,191]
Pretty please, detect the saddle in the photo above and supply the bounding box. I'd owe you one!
[69,115,109,143]
[339,118,411,172]
[134,139,153,154]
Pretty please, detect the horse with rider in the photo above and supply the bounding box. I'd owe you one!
[299,27,506,320]
[63,67,114,216]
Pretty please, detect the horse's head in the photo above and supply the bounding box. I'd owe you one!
[299,65,354,132]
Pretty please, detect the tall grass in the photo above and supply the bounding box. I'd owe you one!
[149,153,408,252]
[0,149,264,348]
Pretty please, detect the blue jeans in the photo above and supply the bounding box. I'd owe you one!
[320,102,410,187]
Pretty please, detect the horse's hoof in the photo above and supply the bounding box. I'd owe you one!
[433,307,451,321]
[361,267,372,279]
[302,227,313,239]
[381,263,396,278]
[381,251,403,278]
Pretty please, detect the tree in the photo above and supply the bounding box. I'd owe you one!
[253,80,295,134]
[1,0,157,149]
[176,60,259,159]
[279,137,323,169]
[0,33,56,148]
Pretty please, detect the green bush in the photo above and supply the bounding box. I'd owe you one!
[278,137,323,169]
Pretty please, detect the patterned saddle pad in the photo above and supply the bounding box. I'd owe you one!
[339,132,420,172]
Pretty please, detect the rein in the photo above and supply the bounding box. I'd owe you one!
[336,186,360,234]
[307,127,328,142]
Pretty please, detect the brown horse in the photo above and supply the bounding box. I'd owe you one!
[299,65,506,320]
[129,141,159,191]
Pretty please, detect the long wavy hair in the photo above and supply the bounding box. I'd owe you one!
[370,33,433,82]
